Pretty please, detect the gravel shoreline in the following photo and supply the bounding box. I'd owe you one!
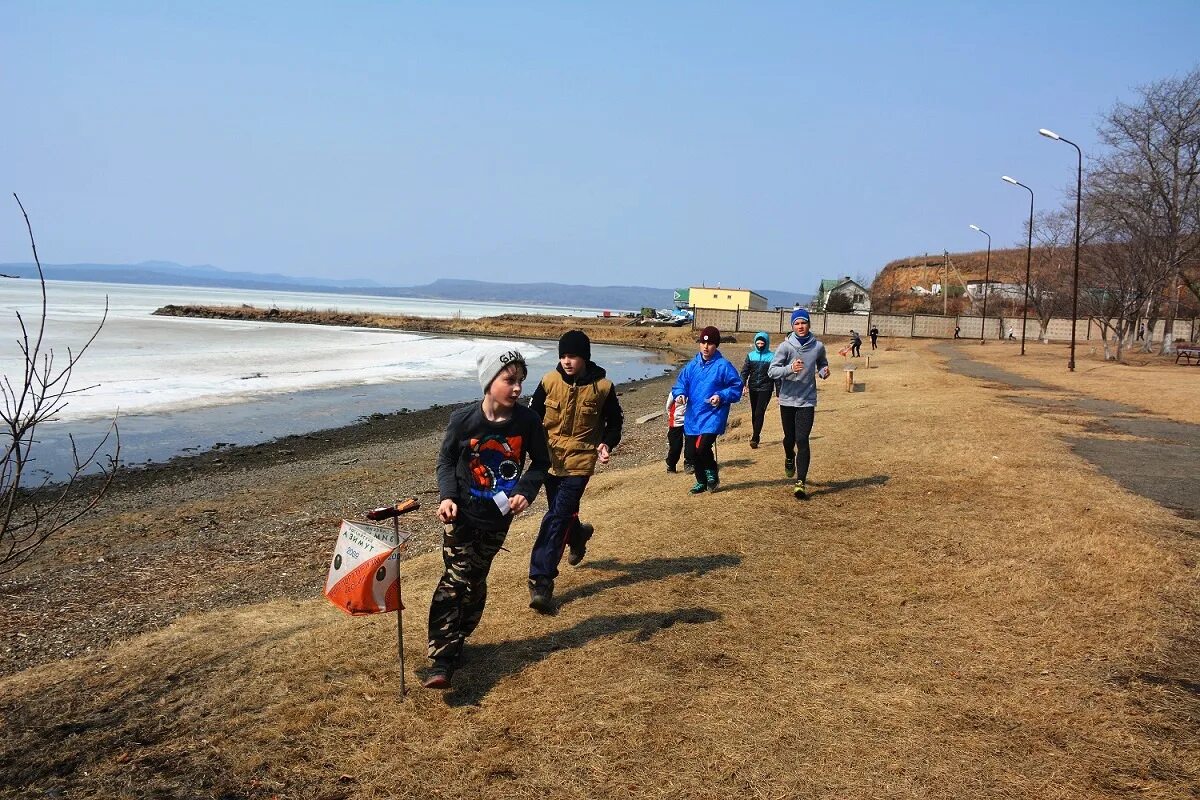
[1,363,688,677]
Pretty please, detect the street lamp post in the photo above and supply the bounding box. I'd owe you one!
[969,224,991,342]
[1002,176,1035,356]
[1039,128,1083,372]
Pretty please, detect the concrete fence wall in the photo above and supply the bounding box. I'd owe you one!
[690,306,1199,344]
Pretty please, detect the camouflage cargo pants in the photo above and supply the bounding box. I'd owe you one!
[427,522,507,662]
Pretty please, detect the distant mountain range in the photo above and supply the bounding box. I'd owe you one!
[0,261,812,311]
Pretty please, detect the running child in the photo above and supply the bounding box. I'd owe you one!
[665,390,692,473]
[527,330,623,613]
[739,331,775,449]
[424,347,551,689]
[671,326,743,494]
[768,309,830,500]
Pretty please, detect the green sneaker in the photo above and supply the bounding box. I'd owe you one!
[793,480,807,500]
[689,479,708,494]
[784,458,795,479]
[705,469,720,492]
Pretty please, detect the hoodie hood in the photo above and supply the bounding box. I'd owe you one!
[556,360,606,385]
[754,331,770,348]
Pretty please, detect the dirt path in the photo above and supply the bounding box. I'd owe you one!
[934,342,1200,519]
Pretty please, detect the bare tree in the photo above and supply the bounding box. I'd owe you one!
[2,195,119,574]
[1027,208,1076,341]
[1091,66,1200,354]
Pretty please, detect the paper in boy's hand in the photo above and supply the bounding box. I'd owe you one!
[493,491,511,515]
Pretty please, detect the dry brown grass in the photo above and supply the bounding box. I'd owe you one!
[947,338,1200,422]
[3,341,1198,799]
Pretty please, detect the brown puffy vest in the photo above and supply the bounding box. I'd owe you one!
[540,369,613,476]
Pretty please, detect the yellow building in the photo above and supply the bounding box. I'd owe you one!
[688,285,768,311]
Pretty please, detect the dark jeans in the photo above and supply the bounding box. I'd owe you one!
[428,522,507,662]
[685,433,719,479]
[529,474,590,586]
[851,342,861,357]
[748,389,772,443]
[780,405,816,482]
[870,335,878,350]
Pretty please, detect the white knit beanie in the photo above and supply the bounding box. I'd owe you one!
[477,347,526,392]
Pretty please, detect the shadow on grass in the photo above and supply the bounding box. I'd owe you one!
[807,474,890,496]
[557,553,741,607]
[442,607,721,706]
[718,458,754,468]
[709,478,789,492]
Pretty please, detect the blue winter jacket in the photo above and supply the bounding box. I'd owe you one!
[671,351,744,435]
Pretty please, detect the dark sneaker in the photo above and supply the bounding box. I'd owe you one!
[666,464,677,473]
[784,458,795,479]
[567,523,593,566]
[683,463,694,474]
[529,583,555,614]
[749,439,759,449]
[689,479,708,494]
[422,659,455,690]
[793,480,807,500]
[705,469,720,493]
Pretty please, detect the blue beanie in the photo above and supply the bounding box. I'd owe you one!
[791,308,811,325]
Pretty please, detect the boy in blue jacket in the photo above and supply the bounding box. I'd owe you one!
[671,326,743,494]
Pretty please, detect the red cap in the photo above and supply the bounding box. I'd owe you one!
[697,326,721,344]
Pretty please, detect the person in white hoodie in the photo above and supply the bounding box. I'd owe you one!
[767,309,830,500]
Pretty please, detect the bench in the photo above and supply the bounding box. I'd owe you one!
[1176,344,1200,365]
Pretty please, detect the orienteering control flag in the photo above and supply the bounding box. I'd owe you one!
[324,520,412,615]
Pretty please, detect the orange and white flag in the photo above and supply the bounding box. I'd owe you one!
[324,520,412,616]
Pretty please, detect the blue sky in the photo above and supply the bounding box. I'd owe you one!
[3,2,1199,293]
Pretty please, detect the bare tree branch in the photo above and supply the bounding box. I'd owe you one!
[2,194,121,574]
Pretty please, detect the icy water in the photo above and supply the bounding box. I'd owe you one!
[0,280,667,481]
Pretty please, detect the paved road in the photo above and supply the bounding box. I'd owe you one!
[935,343,1199,520]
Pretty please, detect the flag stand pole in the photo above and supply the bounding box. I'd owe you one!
[393,515,406,697]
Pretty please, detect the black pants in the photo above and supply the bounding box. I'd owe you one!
[748,389,772,443]
[666,425,687,469]
[780,405,816,482]
[851,342,861,357]
[685,433,719,479]
[870,335,878,350]
[427,522,506,663]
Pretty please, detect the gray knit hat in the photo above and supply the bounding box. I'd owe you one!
[477,346,527,392]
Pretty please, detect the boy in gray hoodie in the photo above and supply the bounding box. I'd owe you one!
[767,309,830,499]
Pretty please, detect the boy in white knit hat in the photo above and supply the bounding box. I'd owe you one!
[423,346,551,690]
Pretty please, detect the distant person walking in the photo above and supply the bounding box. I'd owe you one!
[740,331,775,449]
[954,324,961,339]
[869,324,879,350]
[768,309,830,500]
[527,330,623,613]
[671,326,743,494]
[849,330,862,358]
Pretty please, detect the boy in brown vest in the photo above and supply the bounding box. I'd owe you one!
[527,330,624,613]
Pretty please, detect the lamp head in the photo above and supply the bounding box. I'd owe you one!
[1002,175,1018,185]
[969,224,981,232]
[1039,128,1061,140]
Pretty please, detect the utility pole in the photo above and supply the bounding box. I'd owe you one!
[942,250,948,316]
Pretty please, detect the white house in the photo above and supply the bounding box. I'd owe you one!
[815,277,871,313]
